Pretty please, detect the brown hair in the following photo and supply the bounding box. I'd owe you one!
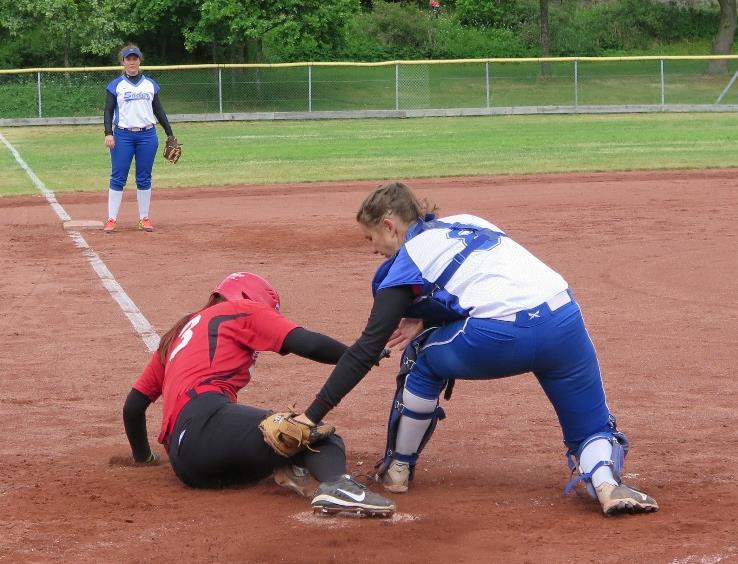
[356,182,439,227]
[157,293,225,363]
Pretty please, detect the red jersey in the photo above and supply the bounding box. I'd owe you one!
[132,299,298,445]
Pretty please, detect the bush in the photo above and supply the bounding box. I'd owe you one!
[454,0,535,30]
[516,0,720,57]
[341,1,437,60]
[434,17,531,58]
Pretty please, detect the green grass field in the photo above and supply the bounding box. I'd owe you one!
[1,112,737,196]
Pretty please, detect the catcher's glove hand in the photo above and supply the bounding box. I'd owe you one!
[258,408,335,458]
[163,135,182,164]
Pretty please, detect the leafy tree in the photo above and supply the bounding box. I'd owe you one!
[123,0,203,63]
[0,0,127,67]
[185,0,359,62]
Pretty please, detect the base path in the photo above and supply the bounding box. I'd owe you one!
[0,170,736,563]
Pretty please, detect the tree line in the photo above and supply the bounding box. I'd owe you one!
[0,0,735,70]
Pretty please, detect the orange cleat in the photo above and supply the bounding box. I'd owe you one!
[103,218,117,233]
[138,217,154,232]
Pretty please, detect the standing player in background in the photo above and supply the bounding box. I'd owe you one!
[119,272,395,517]
[102,44,177,233]
[296,181,659,516]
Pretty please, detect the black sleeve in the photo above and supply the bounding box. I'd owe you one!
[304,286,414,423]
[152,94,174,137]
[405,296,466,327]
[280,327,348,364]
[104,91,116,135]
[123,388,153,462]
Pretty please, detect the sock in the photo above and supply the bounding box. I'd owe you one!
[108,189,123,220]
[578,438,618,488]
[395,389,437,456]
[137,188,151,219]
[300,439,346,483]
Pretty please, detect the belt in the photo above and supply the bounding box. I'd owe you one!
[117,125,155,132]
[493,290,572,322]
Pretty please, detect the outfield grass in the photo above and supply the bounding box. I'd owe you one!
[1,112,737,196]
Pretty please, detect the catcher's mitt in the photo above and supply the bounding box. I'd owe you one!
[258,409,335,458]
[163,135,182,164]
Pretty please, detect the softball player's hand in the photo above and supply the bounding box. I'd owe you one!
[104,134,115,149]
[108,452,161,467]
[387,318,424,350]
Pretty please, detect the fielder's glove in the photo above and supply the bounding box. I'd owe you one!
[258,408,335,458]
[163,135,182,164]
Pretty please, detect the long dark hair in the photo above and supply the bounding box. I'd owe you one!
[157,293,225,363]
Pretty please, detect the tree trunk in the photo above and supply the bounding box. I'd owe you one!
[246,39,263,99]
[709,0,737,74]
[539,0,551,78]
[246,38,263,64]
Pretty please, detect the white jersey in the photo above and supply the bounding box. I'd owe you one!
[376,214,568,319]
[106,75,160,129]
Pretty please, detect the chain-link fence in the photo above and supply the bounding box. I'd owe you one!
[2,57,738,122]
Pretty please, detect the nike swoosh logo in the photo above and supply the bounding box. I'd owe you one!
[337,488,366,502]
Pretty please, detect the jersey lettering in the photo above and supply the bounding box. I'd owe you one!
[169,314,202,362]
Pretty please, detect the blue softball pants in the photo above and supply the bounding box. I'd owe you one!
[109,128,159,191]
[406,294,612,451]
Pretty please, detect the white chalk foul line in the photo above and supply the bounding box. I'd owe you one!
[0,132,160,353]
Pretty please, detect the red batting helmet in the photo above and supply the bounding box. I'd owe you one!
[212,272,281,311]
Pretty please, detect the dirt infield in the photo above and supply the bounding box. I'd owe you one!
[1,170,736,563]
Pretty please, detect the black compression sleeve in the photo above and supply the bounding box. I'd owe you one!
[304,286,414,422]
[281,327,348,364]
[123,388,153,462]
[152,94,173,137]
[104,92,116,135]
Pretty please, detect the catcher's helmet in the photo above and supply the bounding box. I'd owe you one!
[213,272,280,311]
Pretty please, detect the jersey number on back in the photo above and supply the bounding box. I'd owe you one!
[447,228,501,251]
[169,314,202,362]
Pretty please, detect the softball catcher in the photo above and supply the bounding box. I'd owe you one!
[300,182,659,516]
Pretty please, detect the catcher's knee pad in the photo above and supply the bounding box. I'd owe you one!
[375,331,450,482]
[564,416,629,498]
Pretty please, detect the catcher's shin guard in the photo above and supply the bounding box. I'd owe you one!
[375,331,448,484]
[564,416,629,498]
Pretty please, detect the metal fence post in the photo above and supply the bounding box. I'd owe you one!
[660,59,665,106]
[574,61,578,108]
[485,62,490,108]
[716,65,738,104]
[395,63,400,110]
[218,67,223,114]
[308,64,312,112]
[37,71,42,118]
